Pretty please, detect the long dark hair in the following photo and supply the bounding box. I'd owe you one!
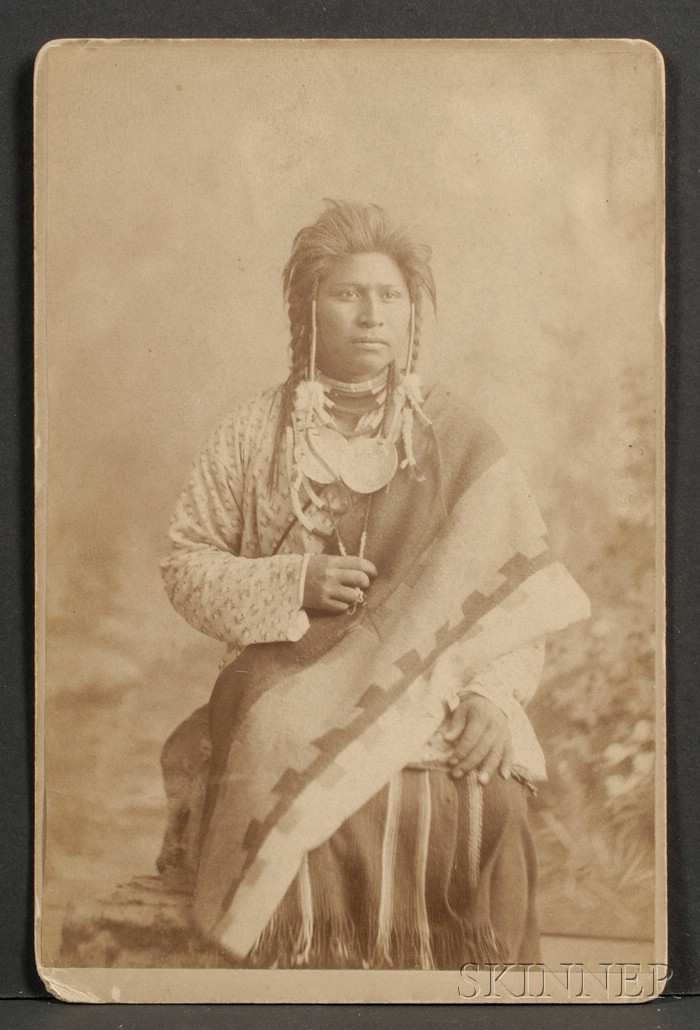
[269,200,437,490]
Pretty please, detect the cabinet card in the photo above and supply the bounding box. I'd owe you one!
[34,37,666,1004]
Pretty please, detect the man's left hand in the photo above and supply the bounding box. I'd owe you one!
[441,693,512,785]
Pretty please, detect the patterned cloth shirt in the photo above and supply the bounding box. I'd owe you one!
[161,386,547,778]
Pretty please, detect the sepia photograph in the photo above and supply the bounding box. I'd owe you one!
[34,38,665,1003]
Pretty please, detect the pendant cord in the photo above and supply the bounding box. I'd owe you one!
[327,493,373,614]
[328,492,373,561]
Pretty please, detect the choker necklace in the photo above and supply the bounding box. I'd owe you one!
[317,368,389,396]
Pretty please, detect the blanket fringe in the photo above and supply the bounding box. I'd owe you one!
[248,909,363,970]
[248,908,503,970]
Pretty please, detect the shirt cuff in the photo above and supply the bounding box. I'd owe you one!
[284,553,311,641]
[461,680,520,721]
[287,607,310,641]
[457,642,545,720]
[298,553,311,607]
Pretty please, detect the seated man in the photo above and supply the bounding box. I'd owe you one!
[159,200,590,969]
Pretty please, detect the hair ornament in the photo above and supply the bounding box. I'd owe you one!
[285,427,320,531]
[309,297,318,381]
[294,379,329,430]
[405,302,415,375]
[398,372,433,428]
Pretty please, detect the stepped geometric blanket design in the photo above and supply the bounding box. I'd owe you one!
[193,386,590,958]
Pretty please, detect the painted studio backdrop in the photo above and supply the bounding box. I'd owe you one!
[36,40,663,965]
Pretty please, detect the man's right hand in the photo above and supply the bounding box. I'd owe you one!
[303,555,378,613]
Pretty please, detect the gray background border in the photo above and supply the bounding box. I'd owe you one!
[2,0,697,1020]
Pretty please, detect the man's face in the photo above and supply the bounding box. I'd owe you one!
[314,252,411,383]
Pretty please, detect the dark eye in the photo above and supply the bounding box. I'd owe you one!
[382,290,401,300]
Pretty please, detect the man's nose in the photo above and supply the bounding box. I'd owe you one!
[358,294,382,325]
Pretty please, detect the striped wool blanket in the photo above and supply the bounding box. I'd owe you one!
[193,384,590,959]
